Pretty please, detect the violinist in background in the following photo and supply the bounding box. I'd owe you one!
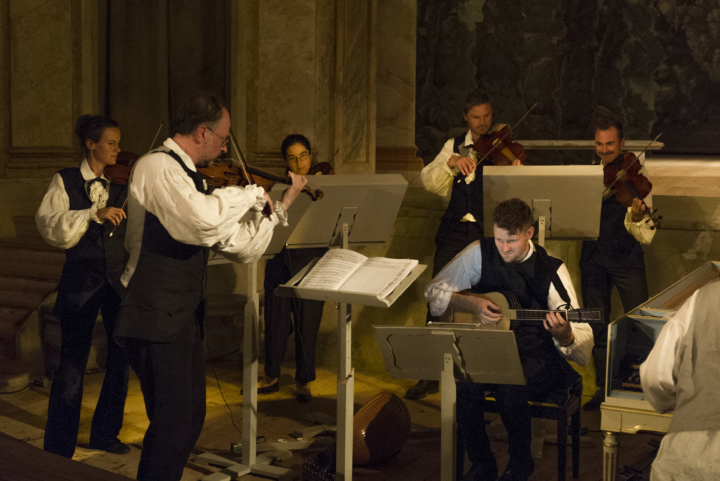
[259,134,331,402]
[113,92,306,481]
[408,89,523,402]
[581,116,656,411]
[36,115,131,457]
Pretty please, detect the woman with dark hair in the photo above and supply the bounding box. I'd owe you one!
[259,134,329,402]
[36,114,131,457]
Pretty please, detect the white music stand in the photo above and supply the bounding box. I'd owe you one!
[373,325,526,481]
[482,165,604,246]
[199,174,416,481]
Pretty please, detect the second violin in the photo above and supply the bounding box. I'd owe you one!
[473,125,527,166]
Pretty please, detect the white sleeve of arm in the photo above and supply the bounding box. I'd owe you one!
[548,263,594,365]
[624,165,656,244]
[421,139,457,197]
[143,165,279,251]
[640,293,695,414]
[34,173,97,249]
[424,241,483,317]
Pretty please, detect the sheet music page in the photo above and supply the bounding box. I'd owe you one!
[298,248,367,290]
[339,257,419,297]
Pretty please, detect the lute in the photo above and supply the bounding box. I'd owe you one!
[438,291,602,331]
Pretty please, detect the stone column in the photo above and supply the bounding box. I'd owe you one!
[230,0,377,175]
[6,0,98,179]
[375,0,423,183]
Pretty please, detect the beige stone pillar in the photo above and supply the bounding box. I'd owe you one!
[230,0,377,175]
[375,0,423,182]
[6,0,98,179]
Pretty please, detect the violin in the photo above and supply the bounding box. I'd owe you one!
[198,163,324,201]
[104,151,139,185]
[603,152,661,229]
[306,162,334,175]
[473,125,527,166]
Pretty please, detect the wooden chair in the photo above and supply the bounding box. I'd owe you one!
[484,376,583,481]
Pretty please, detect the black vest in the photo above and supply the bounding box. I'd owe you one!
[115,150,209,343]
[53,168,128,316]
[471,240,577,386]
[581,154,644,268]
[441,133,495,226]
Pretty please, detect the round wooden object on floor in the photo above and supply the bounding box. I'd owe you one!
[352,391,411,466]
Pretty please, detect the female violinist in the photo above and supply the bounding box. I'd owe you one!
[36,115,131,457]
[260,134,330,402]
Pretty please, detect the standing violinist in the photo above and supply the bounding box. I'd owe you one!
[581,116,656,411]
[406,89,522,401]
[259,134,330,402]
[36,115,131,458]
[113,92,306,481]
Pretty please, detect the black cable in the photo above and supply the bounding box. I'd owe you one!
[205,339,243,435]
[0,384,30,395]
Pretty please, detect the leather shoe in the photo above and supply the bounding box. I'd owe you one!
[583,389,604,411]
[460,462,498,481]
[296,383,312,403]
[404,380,439,400]
[89,440,130,455]
[257,382,280,394]
[498,458,534,481]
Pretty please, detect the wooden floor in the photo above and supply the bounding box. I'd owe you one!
[0,355,662,480]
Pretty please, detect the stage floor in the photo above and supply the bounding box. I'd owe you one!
[0,355,661,480]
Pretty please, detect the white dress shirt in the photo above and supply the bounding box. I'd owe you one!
[640,286,720,480]
[425,239,594,365]
[35,159,108,249]
[121,138,287,287]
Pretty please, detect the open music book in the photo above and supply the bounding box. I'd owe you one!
[297,249,419,298]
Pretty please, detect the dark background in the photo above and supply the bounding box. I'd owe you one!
[415,0,720,164]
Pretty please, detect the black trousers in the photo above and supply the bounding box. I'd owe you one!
[44,283,129,458]
[125,319,206,481]
[264,247,325,384]
[427,219,484,324]
[580,250,648,387]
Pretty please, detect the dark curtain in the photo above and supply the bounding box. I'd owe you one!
[101,0,230,156]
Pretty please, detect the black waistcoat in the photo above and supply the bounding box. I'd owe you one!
[115,150,209,344]
[441,133,495,226]
[53,168,128,316]
[581,154,644,268]
[471,240,577,386]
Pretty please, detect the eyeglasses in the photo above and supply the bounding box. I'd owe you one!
[205,126,230,147]
[287,152,310,163]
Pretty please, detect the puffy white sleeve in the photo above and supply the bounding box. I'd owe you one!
[640,292,696,414]
[421,138,458,197]
[424,241,483,317]
[138,162,279,262]
[548,263,594,366]
[35,173,100,249]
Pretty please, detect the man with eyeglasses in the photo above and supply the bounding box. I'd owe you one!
[113,91,307,481]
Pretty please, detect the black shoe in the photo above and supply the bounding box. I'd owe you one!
[257,382,280,394]
[89,440,130,455]
[460,461,498,481]
[404,380,439,400]
[296,384,312,403]
[583,389,604,411]
[498,457,534,481]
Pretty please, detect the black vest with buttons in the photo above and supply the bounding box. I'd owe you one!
[471,239,578,386]
[440,133,495,226]
[53,168,127,316]
[581,154,644,268]
[115,150,209,343]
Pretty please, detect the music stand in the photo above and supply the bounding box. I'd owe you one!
[373,325,526,481]
[271,174,427,481]
[482,165,604,246]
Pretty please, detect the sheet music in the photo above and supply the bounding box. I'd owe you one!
[297,249,367,290]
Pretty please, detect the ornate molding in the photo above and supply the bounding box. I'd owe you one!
[6,147,78,170]
[375,146,423,172]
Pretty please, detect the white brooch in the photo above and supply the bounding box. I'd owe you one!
[89,181,109,209]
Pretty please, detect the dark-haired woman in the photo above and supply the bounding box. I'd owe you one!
[259,134,329,402]
[36,115,131,457]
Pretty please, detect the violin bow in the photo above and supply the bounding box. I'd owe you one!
[602,133,662,195]
[474,103,537,165]
[228,129,256,186]
[110,122,165,238]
